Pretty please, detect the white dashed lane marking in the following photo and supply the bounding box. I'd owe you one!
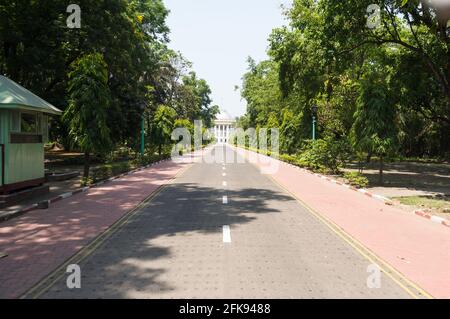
[223,225,231,243]
[222,196,228,204]
[223,181,227,187]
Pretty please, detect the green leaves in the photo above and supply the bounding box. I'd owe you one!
[65,52,112,154]
[152,105,176,151]
[351,68,398,157]
[240,0,449,160]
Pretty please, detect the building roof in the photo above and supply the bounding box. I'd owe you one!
[215,110,235,122]
[0,75,62,115]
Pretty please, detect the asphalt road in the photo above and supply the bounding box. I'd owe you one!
[40,145,411,298]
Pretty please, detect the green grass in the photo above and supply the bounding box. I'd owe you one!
[394,196,450,213]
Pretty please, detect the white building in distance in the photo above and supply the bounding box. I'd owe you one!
[213,110,236,144]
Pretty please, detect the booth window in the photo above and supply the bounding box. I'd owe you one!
[10,112,43,144]
[21,113,37,133]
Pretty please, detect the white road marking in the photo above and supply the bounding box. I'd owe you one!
[222,195,228,204]
[222,167,226,170]
[223,225,231,243]
[223,181,227,187]
[222,173,226,177]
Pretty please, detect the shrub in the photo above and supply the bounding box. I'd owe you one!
[343,172,369,188]
[92,161,131,182]
[279,154,297,164]
[133,153,167,167]
[113,162,131,175]
[81,177,93,187]
[92,165,112,182]
[296,137,352,174]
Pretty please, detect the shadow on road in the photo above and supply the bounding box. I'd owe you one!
[43,181,295,298]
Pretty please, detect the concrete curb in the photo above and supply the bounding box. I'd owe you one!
[0,158,171,223]
[414,210,450,228]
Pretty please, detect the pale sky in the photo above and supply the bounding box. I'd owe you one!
[164,0,289,118]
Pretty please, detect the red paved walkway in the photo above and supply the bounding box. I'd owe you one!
[0,159,189,299]
[237,147,450,299]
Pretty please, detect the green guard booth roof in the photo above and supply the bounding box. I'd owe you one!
[0,75,62,115]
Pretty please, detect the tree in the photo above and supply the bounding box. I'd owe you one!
[241,59,284,128]
[239,0,449,162]
[0,0,172,149]
[280,109,302,154]
[64,53,112,179]
[202,104,220,129]
[152,105,176,155]
[174,118,194,150]
[0,0,218,164]
[266,112,280,150]
[320,0,450,110]
[179,71,216,126]
[351,71,398,184]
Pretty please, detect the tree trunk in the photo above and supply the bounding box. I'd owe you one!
[83,152,90,179]
[366,150,372,163]
[378,156,384,185]
[158,144,162,156]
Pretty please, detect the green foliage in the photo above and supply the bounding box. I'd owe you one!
[279,153,298,165]
[241,60,284,128]
[351,70,398,158]
[80,177,94,187]
[64,53,112,154]
[92,162,131,182]
[297,137,352,174]
[91,151,171,183]
[343,172,369,189]
[152,105,176,154]
[280,109,302,154]
[239,0,450,164]
[266,112,280,129]
[174,119,194,136]
[132,152,171,167]
[0,0,217,156]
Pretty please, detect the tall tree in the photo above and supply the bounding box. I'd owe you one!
[351,71,398,184]
[64,53,112,178]
[152,105,176,155]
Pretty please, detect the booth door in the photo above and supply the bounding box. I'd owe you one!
[0,144,4,188]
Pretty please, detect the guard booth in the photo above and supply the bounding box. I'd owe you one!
[0,75,62,194]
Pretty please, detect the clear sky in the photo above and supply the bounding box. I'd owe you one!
[164,0,289,118]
